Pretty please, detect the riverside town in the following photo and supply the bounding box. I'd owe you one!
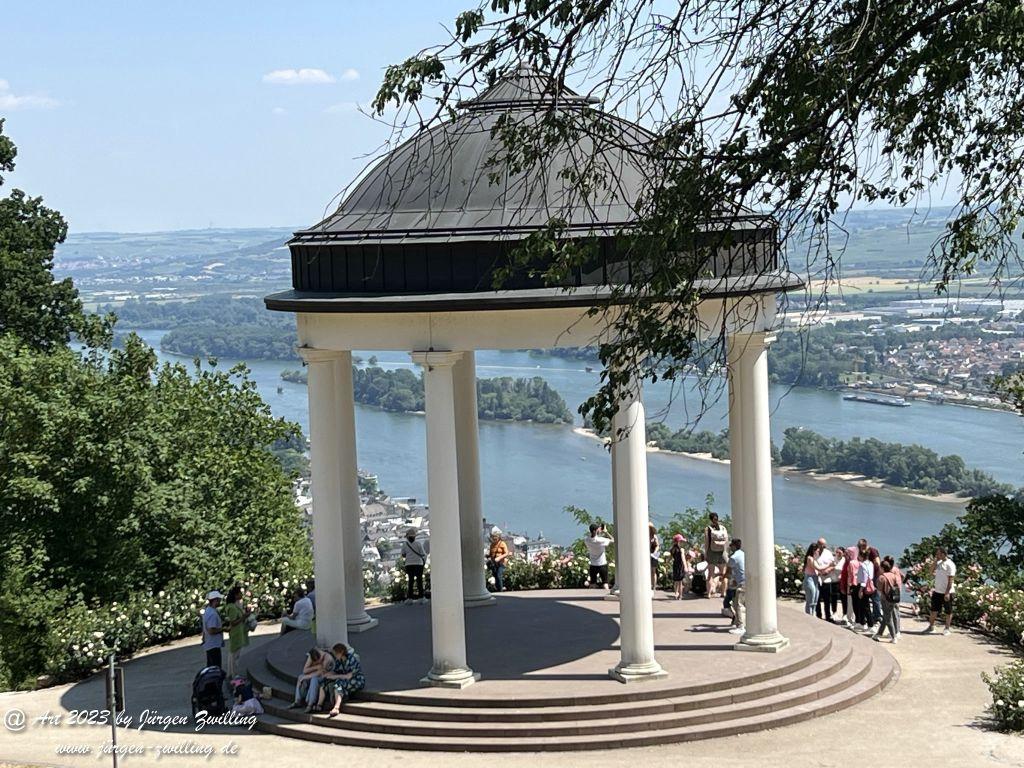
[2,4,1024,768]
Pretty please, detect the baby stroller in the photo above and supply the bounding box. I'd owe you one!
[191,666,227,717]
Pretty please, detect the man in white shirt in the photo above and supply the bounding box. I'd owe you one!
[281,588,315,634]
[814,538,837,622]
[201,590,225,668]
[925,546,956,636]
[584,523,614,589]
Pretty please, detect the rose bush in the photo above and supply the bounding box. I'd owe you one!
[903,558,1024,648]
[982,659,1024,732]
[775,545,806,597]
[46,567,311,681]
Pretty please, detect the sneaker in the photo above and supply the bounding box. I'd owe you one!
[942,628,950,636]
[923,625,935,634]
[854,623,865,631]
[872,635,881,643]
[728,627,746,635]
[895,633,902,641]
[891,636,899,644]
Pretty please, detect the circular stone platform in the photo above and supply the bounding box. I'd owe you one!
[246,590,898,751]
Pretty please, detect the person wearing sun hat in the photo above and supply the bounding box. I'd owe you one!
[201,590,226,668]
[670,534,689,600]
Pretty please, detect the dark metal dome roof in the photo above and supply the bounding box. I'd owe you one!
[292,67,667,246]
[269,67,792,308]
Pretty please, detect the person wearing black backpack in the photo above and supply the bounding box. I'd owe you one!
[401,528,428,604]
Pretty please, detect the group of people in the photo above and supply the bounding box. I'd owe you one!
[800,538,957,643]
[290,642,366,716]
[201,582,317,675]
[398,524,513,598]
[583,516,958,643]
[200,586,256,676]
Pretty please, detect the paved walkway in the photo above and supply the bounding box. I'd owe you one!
[0,601,1022,768]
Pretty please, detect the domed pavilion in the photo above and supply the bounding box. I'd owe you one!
[265,67,803,690]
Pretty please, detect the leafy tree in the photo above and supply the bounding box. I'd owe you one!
[778,426,1015,497]
[0,124,311,688]
[0,119,107,350]
[374,1,1024,429]
[901,495,1024,588]
[993,372,1024,416]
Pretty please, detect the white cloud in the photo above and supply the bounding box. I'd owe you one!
[272,107,287,116]
[262,68,335,85]
[0,79,59,110]
[339,68,360,82]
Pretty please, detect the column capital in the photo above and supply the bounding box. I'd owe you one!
[298,346,348,364]
[728,331,776,350]
[411,350,463,368]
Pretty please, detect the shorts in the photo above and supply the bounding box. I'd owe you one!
[589,564,609,585]
[706,549,727,566]
[930,590,952,614]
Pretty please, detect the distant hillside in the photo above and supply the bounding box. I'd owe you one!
[54,211,1019,306]
[55,227,295,303]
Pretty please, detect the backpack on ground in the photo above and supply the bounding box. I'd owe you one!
[191,666,227,717]
[690,571,707,596]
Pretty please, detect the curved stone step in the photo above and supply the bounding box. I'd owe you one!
[259,646,873,738]
[262,632,837,708]
[253,638,859,728]
[254,650,897,751]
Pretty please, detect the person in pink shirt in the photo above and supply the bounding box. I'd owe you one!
[873,557,903,643]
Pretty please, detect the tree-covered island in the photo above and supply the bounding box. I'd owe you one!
[281,365,573,424]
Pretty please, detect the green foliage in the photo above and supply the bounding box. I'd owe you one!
[0,120,108,351]
[774,545,807,597]
[0,333,312,686]
[780,427,1015,498]
[654,494,725,549]
[983,660,1024,732]
[993,371,1024,416]
[901,495,1024,587]
[0,123,312,689]
[161,324,298,360]
[105,296,291,330]
[346,365,572,423]
[372,1,1024,429]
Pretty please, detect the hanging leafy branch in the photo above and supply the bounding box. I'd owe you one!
[370,1,1024,430]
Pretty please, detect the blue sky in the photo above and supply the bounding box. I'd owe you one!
[1,1,470,232]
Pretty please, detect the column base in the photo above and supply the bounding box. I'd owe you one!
[608,661,668,684]
[464,592,496,608]
[347,615,379,633]
[420,668,481,689]
[734,631,790,653]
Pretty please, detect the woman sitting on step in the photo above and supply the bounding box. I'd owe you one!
[320,643,365,718]
[290,646,333,713]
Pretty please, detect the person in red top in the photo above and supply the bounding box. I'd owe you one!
[873,557,903,643]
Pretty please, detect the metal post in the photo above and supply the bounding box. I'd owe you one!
[108,653,118,768]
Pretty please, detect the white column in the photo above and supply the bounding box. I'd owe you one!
[334,352,378,633]
[298,348,348,647]
[727,338,746,544]
[453,352,494,607]
[733,333,790,653]
[412,350,479,688]
[609,379,666,683]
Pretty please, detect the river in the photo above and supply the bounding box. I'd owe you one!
[132,330,1023,559]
